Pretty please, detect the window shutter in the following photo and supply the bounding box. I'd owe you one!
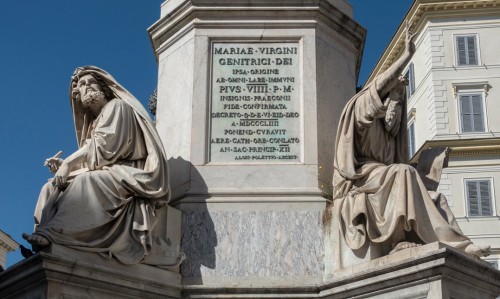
[460,94,484,133]
[407,122,416,157]
[457,36,467,65]
[467,180,493,217]
[460,95,473,132]
[467,181,480,216]
[479,180,492,216]
[409,63,415,95]
[471,95,484,132]
[467,36,478,65]
[456,35,478,66]
[405,63,416,100]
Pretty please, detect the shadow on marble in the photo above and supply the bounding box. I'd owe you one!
[169,157,217,285]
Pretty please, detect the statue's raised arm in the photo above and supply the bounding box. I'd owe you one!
[331,24,490,263]
[375,21,417,101]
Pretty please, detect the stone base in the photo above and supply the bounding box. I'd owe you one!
[183,242,500,298]
[2,242,499,298]
[178,197,326,287]
[0,250,182,298]
[323,242,500,298]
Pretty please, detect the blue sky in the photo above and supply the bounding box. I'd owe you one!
[0,0,413,267]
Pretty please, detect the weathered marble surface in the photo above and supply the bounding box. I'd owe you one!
[149,0,364,290]
[324,242,500,299]
[149,0,366,198]
[0,249,181,299]
[181,209,324,281]
[180,242,500,298]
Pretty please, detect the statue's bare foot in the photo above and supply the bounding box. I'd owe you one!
[22,233,50,248]
[389,241,421,254]
[465,244,490,258]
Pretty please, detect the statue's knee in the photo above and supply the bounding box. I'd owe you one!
[71,171,92,183]
[41,181,56,193]
[392,164,415,173]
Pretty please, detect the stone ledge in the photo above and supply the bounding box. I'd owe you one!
[183,242,500,298]
[148,0,366,77]
[0,250,182,299]
[2,242,499,298]
[322,242,500,298]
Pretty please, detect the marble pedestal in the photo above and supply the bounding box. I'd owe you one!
[0,205,184,298]
[323,242,500,299]
[148,0,366,287]
[0,249,182,299]
[3,242,496,298]
[181,242,500,298]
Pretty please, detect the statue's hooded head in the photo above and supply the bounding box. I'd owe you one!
[68,66,158,150]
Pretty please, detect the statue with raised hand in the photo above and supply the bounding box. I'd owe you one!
[331,22,490,258]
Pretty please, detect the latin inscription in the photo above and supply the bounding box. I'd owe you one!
[210,42,301,162]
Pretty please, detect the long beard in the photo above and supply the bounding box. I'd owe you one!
[82,90,105,108]
[384,100,402,137]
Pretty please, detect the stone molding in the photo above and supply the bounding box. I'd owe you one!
[0,230,18,253]
[2,243,499,298]
[0,250,182,299]
[410,137,500,162]
[148,0,366,80]
[367,0,500,83]
[182,242,500,298]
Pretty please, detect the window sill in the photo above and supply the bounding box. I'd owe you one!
[457,216,499,221]
[454,64,482,69]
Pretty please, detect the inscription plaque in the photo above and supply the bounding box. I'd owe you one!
[210,42,301,163]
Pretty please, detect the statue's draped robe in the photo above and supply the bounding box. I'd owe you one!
[34,66,170,265]
[333,82,471,251]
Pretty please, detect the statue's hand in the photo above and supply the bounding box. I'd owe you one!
[54,161,70,190]
[405,20,417,55]
[45,157,63,173]
[44,151,63,173]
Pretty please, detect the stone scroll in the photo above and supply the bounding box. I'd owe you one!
[210,42,301,163]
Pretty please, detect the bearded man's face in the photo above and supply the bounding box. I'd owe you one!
[383,77,407,136]
[74,74,106,108]
[384,99,402,136]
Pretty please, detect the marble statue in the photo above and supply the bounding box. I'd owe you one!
[23,66,172,265]
[331,22,490,258]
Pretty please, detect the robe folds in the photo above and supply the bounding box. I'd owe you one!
[34,66,170,265]
[333,82,471,251]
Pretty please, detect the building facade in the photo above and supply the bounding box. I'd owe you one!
[367,0,500,268]
[0,230,18,270]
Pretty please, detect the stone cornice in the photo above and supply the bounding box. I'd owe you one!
[367,0,500,84]
[0,230,18,252]
[148,0,366,80]
[410,137,500,163]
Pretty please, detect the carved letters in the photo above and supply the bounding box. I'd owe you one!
[210,42,301,163]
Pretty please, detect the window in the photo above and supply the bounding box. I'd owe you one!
[455,35,478,66]
[459,94,485,132]
[405,63,415,100]
[465,179,493,217]
[407,120,416,158]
